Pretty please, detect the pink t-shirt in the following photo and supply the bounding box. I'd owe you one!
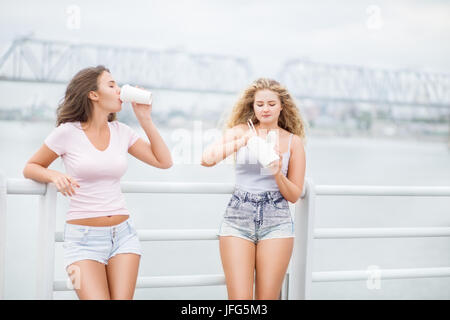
[44,121,140,221]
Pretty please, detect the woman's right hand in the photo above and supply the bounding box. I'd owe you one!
[49,171,80,197]
[201,124,255,167]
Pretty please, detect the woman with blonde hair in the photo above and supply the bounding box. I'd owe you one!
[201,78,306,300]
[23,65,172,299]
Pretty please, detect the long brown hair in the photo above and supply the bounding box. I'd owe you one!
[56,65,116,126]
[225,78,308,141]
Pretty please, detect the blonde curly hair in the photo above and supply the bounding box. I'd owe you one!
[225,78,308,141]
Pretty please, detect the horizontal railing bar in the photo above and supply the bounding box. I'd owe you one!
[55,229,220,242]
[137,229,218,241]
[54,274,227,291]
[136,274,226,289]
[312,267,450,282]
[314,227,450,239]
[6,179,46,195]
[55,227,450,242]
[315,185,450,197]
[120,182,235,194]
[7,179,450,197]
[6,180,236,195]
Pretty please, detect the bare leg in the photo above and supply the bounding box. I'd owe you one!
[255,238,293,300]
[67,259,110,300]
[106,253,141,300]
[219,236,256,299]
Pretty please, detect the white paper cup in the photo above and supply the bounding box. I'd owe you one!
[120,84,152,105]
[247,136,279,168]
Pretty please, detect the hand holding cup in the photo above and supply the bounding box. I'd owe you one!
[120,84,153,121]
[246,119,280,168]
[267,150,283,176]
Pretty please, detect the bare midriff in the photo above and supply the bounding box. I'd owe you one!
[66,214,129,227]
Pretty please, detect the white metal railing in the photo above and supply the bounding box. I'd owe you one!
[0,175,6,300]
[289,182,450,300]
[1,174,450,300]
[0,177,300,299]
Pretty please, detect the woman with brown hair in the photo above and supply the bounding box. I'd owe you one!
[23,65,172,299]
[201,78,307,299]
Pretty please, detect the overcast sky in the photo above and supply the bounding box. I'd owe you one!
[1,0,449,77]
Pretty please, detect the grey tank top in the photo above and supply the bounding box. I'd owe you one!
[235,133,293,193]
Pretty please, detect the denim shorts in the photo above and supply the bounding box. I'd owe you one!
[63,217,142,270]
[218,187,295,243]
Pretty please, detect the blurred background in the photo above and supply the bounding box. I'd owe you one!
[0,0,449,299]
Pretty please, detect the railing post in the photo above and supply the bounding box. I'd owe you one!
[0,174,7,299]
[36,183,57,299]
[280,273,289,300]
[289,179,316,300]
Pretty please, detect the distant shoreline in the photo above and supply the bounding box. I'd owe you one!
[1,119,448,146]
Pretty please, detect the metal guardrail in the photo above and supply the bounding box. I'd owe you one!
[0,175,449,299]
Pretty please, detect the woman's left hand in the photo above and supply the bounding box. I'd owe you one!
[267,150,283,176]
